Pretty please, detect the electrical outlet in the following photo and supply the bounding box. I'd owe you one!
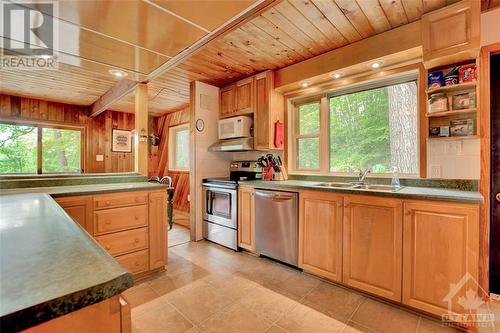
[95,154,104,162]
[430,164,441,178]
[187,194,190,202]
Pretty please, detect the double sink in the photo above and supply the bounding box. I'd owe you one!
[315,182,403,192]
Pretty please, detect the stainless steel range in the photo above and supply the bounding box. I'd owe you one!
[202,161,262,250]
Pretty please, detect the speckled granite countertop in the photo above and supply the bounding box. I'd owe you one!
[239,180,483,204]
[0,193,134,332]
[0,182,171,197]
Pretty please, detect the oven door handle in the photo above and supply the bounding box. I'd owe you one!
[206,191,213,215]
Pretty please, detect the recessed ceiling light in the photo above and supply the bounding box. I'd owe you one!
[371,61,383,69]
[39,54,52,59]
[299,81,310,88]
[109,69,128,78]
[331,72,342,79]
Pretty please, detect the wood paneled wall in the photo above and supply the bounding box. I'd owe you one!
[153,107,190,212]
[0,94,136,173]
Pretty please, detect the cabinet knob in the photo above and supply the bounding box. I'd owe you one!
[105,201,111,206]
[496,193,500,202]
[134,216,139,221]
[134,238,140,243]
[105,245,111,250]
[343,204,348,208]
[135,197,140,202]
[405,210,411,216]
[135,262,141,267]
[105,221,111,225]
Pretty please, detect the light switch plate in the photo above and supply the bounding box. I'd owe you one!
[96,154,104,162]
[430,164,441,178]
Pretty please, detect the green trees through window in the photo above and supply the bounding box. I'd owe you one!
[0,123,82,174]
[295,81,418,175]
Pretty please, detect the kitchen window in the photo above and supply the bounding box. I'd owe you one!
[289,74,419,176]
[0,122,83,174]
[168,123,189,171]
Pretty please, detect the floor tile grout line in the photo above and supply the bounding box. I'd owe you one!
[340,297,366,333]
[165,299,200,331]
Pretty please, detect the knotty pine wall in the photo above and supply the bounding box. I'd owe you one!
[153,107,190,213]
[0,94,137,173]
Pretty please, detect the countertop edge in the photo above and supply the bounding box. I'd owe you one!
[239,181,484,204]
[0,272,133,333]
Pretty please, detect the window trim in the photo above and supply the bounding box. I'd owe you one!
[0,120,85,174]
[288,71,421,178]
[168,123,190,172]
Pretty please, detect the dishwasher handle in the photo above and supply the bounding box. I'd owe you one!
[255,191,296,202]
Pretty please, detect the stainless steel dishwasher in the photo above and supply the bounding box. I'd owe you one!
[254,189,298,266]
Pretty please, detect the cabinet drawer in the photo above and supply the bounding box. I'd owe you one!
[94,205,148,235]
[94,192,148,210]
[116,249,149,274]
[96,228,148,256]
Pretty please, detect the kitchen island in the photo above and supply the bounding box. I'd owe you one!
[0,176,171,332]
[0,193,132,332]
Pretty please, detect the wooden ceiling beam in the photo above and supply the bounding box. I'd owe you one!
[88,79,138,118]
[274,20,423,91]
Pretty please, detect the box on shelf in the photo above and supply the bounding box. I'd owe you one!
[459,64,477,83]
[430,126,450,137]
[451,91,476,110]
[450,119,474,136]
[428,93,448,113]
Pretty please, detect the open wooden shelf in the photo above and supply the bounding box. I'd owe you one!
[427,135,479,141]
[426,108,477,117]
[425,81,477,94]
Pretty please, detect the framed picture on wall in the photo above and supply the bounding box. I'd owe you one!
[112,129,132,153]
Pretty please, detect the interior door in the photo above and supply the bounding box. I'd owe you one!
[490,54,500,295]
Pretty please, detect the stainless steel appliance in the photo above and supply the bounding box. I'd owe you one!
[202,161,262,250]
[254,190,298,266]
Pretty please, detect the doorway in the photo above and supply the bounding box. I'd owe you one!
[490,53,500,295]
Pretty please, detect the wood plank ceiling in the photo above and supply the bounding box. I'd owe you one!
[1,0,497,115]
[131,0,463,114]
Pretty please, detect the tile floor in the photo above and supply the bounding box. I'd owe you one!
[168,224,191,248]
[123,241,499,333]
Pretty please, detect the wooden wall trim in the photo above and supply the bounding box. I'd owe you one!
[274,21,422,91]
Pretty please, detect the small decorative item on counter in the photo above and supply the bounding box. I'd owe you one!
[428,93,448,113]
[428,71,444,88]
[443,66,459,86]
[429,126,450,137]
[450,119,474,136]
[459,64,477,83]
[452,91,476,110]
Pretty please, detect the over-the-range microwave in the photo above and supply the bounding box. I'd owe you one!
[218,116,253,140]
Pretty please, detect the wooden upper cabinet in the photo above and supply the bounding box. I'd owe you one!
[149,191,168,270]
[299,191,343,282]
[421,0,480,68]
[343,195,403,301]
[220,85,235,118]
[235,77,254,115]
[238,186,255,251]
[402,200,479,316]
[254,71,284,151]
[55,196,93,234]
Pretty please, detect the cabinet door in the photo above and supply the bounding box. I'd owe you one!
[238,186,254,251]
[403,200,479,316]
[235,77,254,115]
[299,191,343,282]
[421,0,480,67]
[343,195,403,301]
[149,191,167,270]
[220,85,235,118]
[254,73,270,149]
[55,196,93,234]
[254,71,284,150]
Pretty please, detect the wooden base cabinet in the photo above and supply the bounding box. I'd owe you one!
[238,186,255,251]
[55,196,93,234]
[299,191,343,282]
[343,195,403,301]
[402,200,479,316]
[55,190,168,278]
